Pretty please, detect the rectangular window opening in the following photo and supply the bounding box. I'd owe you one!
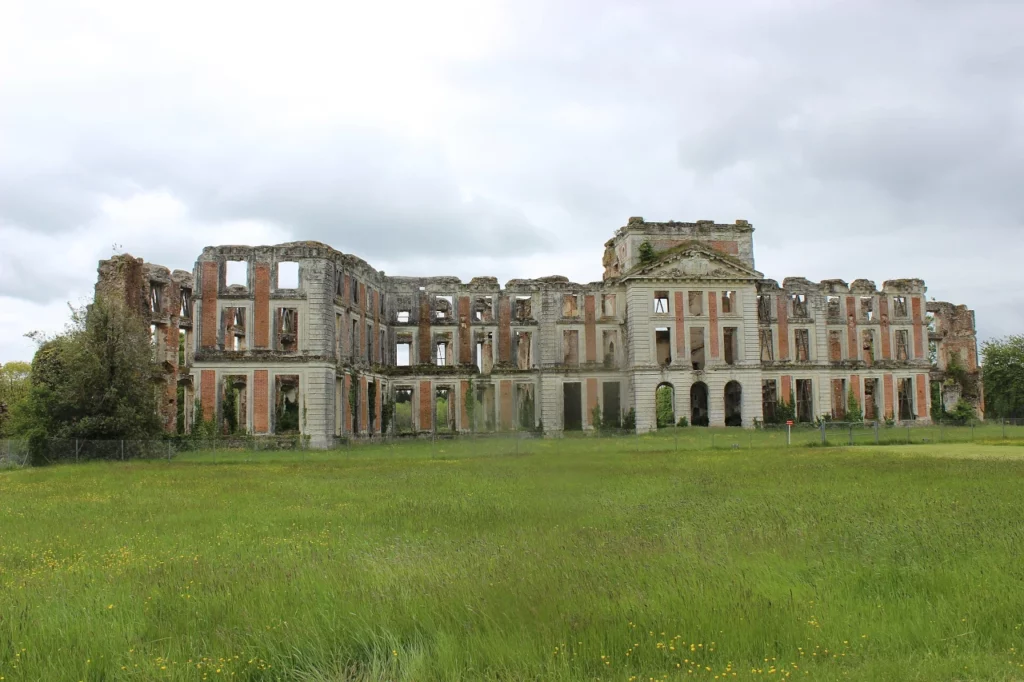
[898,378,915,420]
[688,291,704,316]
[562,294,579,318]
[225,260,248,288]
[602,329,618,368]
[862,329,876,365]
[827,296,841,320]
[762,380,778,423]
[601,293,616,317]
[796,379,814,423]
[721,291,736,314]
[759,328,774,362]
[276,308,297,352]
[394,387,414,433]
[653,291,669,314]
[795,328,810,363]
[602,382,621,428]
[724,327,738,365]
[864,378,878,421]
[861,296,874,322]
[435,387,453,432]
[563,329,579,366]
[895,329,910,361]
[277,261,299,289]
[757,294,772,323]
[831,378,847,420]
[434,295,454,322]
[515,296,532,320]
[894,296,909,318]
[655,327,671,365]
[690,327,705,370]
[791,294,808,317]
[514,331,532,370]
[396,310,410,323]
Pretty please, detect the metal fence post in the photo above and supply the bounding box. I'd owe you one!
[848,425,853,446]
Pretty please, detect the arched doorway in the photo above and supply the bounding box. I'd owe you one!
[725,381,743,427]
[655,382,675,428]
[690,382,709,427]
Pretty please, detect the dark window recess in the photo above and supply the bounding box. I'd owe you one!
[563,382,582,431]
[602,382,621,428]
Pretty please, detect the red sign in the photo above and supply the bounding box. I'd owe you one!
[786,421,794,426]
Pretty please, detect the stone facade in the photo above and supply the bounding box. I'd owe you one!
[95,218,982,446]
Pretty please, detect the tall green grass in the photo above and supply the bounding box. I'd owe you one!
[2,442,1024,681]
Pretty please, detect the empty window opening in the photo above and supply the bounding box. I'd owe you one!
[690,327,705,370]
[688,291,704,316]
[725,381,743,427]
[893,296,909,318]
[795,328,810,363]
[601,293,616,317]
[762,380,778,423]
[864,378,879,420]
[179,288,193,319]
[221,376,248,435]
[277,261,299,289]
[394,387,414,433]
[149,283,164,314]
[563,330,580,366]
[563,382,582,431]
[826,296,841,320]
[724,327,738,365]
[150,324,158,353]
[435,337,451,366]
[562,294,579,318]
[654,291,669,314]
[828,330,843,362]
[655,327,671,365]
[474,296,494,322]
[366,324,373,363]
[475,384,496,431]
[274,376,300,434]
[379,293,385,316]
[276,308,298,352]
[759,329,774,362]
[335,313,343,357]
[721,291,736,314]
[396,340,411,366]
[656,383,675,428]
[861,296,874,322]
[791,294,808,318]
[796,379,814,423]
[757,295,772,323]
[178,329,187,366]
[380,330,386,363]
[435,387,454,432]
[225,260,248,288]
[223,307,247,351]
[397,310,410,323]
[514,331,532,370]
[690,382,709,427]
[352,280,360,303]
[898,378,915,420]
[350,320,358,359]
[862,329,876,365]
[476,331,494,374]
[515,296,532,320]
[602,382,621,428]
[335,270,344,297]
[434,295,454,322]
[516,384,536,430]
[929,340,939,366]
[602,330,618,368]
[895,329,910,361]
[831,379,847,420]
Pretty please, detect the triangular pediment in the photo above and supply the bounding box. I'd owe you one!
[623,246,763,282]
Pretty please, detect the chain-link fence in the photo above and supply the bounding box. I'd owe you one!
[2,420,1024,467]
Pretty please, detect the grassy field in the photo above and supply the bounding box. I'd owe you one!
[2,440,1024,681]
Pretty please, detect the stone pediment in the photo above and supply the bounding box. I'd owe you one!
[624,247,763,282]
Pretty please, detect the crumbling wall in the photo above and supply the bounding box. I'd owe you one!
[927,301,983,416]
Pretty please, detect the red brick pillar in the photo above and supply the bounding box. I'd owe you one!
[253,370,269,433]
[374,379,383,433]
[584,295,597,363]
[916,374,928,419]
[884,374,895,419]
[418,380,432,431]
[499,380,513,431]
[708,291,719,359]
[781,375,793,404]
[673,292,686,358]
[850,374,861,414]
[497,297,512,363]
[418,293,432,364]
[878,297,892,360]
[201,370,216,422]
[254,263,270,348]
[912,297,925,360]
[776,295,789,360]
[586,378,598,426]
[200,261,218,349]
[458,296,472,364]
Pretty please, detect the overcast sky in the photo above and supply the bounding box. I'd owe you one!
[1,0,1021,363]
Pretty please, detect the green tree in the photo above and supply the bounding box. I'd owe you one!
[655,385,675,428]
[11,296,161,449]
[846,390,863,423]
[0,361,31,436]
[982,336,1024,418]
[638,241,656,264]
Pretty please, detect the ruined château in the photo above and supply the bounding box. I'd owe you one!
[95,217,982,447]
